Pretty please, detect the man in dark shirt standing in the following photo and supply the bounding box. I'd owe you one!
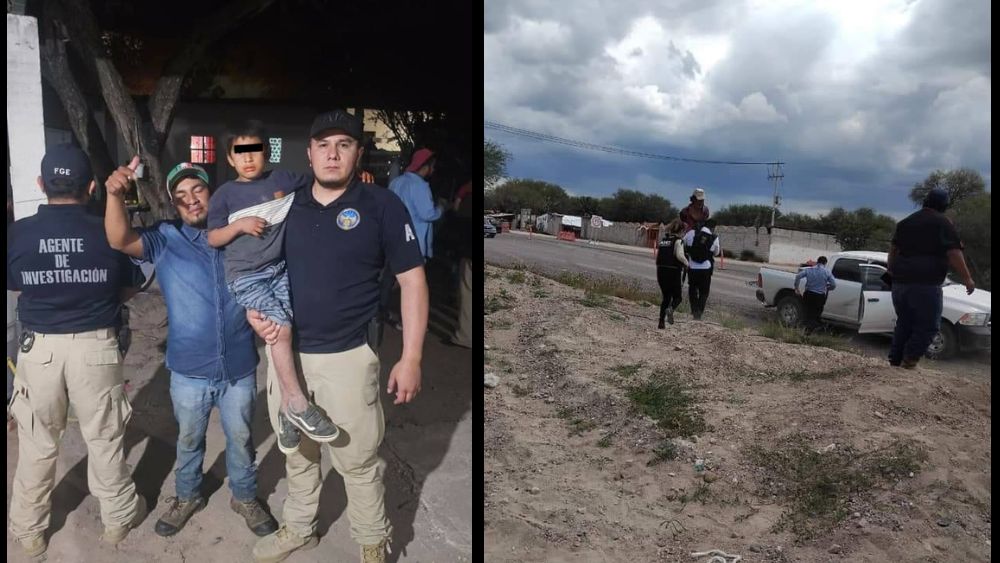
[247,110,427,563]
[6,145,146,556]
[887,188,975,368]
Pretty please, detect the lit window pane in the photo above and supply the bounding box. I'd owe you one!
[269,137,282,163]
[191,136,202,150]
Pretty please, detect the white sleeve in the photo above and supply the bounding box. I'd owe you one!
[674,240,689,267]
[711,237,721,255]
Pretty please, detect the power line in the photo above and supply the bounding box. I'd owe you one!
[484,120,783,166]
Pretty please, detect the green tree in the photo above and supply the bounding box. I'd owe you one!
[948,192,991,290]
[909,168,987,208]
[599,189,675,222]
[565,196,602,216]
[484,139,511,188]
[820,207,896,251]
[484,179,568,214]
[713,204,777,227]
[776,212,823,231]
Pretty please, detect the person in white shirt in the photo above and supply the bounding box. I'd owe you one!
[682,218,721,320]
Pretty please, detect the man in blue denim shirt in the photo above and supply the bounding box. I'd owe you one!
[794,256,837,334]
[104,158,278,538]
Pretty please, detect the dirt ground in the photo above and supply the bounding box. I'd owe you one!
[6,265,471,563]
[484,265,991,563]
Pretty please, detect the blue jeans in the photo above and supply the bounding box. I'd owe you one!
[889,283,943,363]
[170,372,257,502]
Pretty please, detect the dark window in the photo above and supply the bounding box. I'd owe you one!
[832,258,862,283]
[860,266,890,291]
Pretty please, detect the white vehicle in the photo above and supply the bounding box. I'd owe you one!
[754,251,991,359]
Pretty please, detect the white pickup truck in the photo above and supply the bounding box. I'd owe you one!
[754,251,991,359]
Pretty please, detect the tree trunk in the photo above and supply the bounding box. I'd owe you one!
[52,0,277,219]
[37,10,115,187]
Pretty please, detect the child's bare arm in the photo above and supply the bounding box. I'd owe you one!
[207,217,267,247]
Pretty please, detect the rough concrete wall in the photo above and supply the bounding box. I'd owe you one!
[7,14,47,220]
[768,227,842,264]
[588,222,646,246]
[538,215,561,235]
[715,226,771,261]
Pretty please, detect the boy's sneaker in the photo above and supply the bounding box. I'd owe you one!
[276,411,301,454]
[154,496,206,537]
[253,526,319,563]
[285,403,340,443]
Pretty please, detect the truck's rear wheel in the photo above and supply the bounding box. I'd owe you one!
[924,322,956,360]
[776,295,803,327]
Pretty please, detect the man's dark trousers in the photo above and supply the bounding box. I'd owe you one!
[687,268,712,318]
[889,283,943,364]
[802,291,828,334]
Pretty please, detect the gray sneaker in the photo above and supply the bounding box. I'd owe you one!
[154,496,206,537]
[285,403,340,443]
[276,411,301,454]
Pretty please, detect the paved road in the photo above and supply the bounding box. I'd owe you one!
[485,231,990,377]
[486,231,765,317]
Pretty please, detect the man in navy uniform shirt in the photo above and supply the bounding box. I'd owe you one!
[6,144,147,556]
[247,110,428,563]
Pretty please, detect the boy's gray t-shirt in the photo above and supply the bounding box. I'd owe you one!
[207,170,312,283]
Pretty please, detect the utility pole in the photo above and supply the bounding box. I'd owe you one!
[767,162,784,228]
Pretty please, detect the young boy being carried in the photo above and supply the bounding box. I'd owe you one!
[207,121,338,454]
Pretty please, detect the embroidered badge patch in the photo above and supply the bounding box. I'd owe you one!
[337,208,361,230]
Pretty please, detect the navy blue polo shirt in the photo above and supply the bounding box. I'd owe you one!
[285,179,424,353]
[7,204,144,333]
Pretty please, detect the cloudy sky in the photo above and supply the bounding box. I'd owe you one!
[484,0,990,219]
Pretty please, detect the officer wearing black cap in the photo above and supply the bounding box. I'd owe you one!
[886,187,976,369]
[248,109,428,563]
[6,144,147,557]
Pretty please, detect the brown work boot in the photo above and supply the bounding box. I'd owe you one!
[16,533,47,557]
[154,496,206,537]
[360,538,392,563]
[230,496,279,537]
[252,526,318,563]
[901,357,920,369]
[102,494,148,545]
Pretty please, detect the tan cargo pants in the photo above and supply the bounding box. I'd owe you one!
[8,328,140,538]
[451,258,473,347]
[265,343,391,545]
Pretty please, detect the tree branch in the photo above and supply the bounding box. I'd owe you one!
[147,0,277,144]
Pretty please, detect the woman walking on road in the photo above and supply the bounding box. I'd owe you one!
[656,220,689,328]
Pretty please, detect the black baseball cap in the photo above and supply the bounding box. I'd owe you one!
[309,109,363,141]
[40,144,93,190]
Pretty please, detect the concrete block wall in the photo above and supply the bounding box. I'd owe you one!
[583,222,647,246]
[768,227,842,265]
[714,226,771,261]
